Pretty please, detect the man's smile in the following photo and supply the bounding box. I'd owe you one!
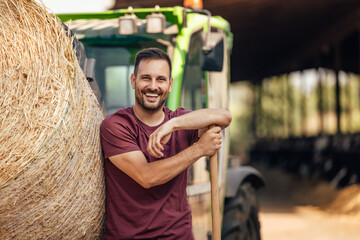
[144,91,161,102]
[145,93,159,97]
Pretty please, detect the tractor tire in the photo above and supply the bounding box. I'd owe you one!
[222,182,261,240]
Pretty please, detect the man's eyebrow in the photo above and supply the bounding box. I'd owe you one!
[139,74,169,79]
[157,75,169,79]
[139,74,151,78]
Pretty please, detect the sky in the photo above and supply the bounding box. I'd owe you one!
[36,0,115,13]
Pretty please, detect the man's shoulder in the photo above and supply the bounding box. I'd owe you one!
[102,107,133,122]
[101,107,137,131]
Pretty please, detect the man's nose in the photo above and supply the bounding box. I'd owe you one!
[149,78,157,90]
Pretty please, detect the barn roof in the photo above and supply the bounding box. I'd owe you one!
[112,0,360,81]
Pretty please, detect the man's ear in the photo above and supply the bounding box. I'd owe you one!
[168,77,173,93]
[130,73,136,89]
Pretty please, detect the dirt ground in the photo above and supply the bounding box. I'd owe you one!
[253,163,360,240]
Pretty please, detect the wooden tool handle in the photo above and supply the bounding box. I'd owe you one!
[209,125,221,240]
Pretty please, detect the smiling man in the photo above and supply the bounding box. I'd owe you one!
[100,48,232,239]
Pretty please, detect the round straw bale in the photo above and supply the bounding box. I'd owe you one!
[0,0,105,239]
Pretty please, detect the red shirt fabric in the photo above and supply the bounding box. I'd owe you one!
[100,106,198,240]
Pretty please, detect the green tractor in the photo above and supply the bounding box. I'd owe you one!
[58,4,264,239]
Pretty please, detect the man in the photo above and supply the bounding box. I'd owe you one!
[100,48,231,239]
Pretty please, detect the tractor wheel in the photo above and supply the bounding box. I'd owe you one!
[222,182,261,240]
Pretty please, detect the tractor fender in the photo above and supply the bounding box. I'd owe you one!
[225,166,265,198]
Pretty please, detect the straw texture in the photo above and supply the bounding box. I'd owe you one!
[0,0,105,239]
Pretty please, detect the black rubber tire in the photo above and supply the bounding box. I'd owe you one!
[222,182,261,240]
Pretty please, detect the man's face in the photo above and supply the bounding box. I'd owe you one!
[131,59,173,112]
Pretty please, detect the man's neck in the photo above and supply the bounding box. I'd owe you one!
[133,104,165,127]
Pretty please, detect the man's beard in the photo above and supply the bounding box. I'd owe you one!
[135,88,168,113]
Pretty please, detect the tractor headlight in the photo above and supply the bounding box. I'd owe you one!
[118,14,138,35]
[146,13,165,33]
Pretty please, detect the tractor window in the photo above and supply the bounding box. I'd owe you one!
[181,30,206,110]
[105,66,135,114]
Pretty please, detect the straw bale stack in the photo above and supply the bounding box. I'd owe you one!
[0,0,105,239]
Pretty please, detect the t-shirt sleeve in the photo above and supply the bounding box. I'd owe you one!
[100,114,140,159]
[172,107,199,145]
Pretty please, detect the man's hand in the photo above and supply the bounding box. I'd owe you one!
[196,126,222,157]
[147,121,174,158]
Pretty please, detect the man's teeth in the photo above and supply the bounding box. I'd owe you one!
[146,93,158,97]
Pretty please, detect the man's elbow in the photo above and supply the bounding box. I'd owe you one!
[137,173,160,189]
[224,110,232,126]
[139,181,153,189]
[219,109,232,128]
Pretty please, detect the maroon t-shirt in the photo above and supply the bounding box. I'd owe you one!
[100,106,198,240]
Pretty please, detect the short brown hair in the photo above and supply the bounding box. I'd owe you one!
[134,48,172,77]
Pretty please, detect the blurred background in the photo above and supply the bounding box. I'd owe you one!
[43,0,360,239]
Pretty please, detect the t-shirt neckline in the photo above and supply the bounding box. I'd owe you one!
[130,106,169,132]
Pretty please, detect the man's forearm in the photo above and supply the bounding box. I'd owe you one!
[143,143,204,188]
[171,108,232,131]
[109,143,204,189]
